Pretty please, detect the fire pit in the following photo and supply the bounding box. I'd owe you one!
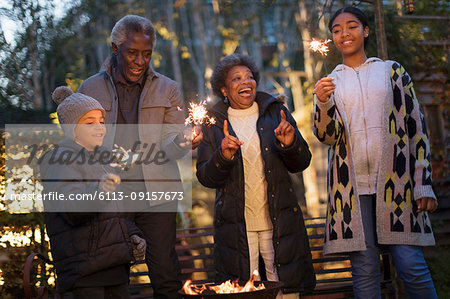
[178,281,284,299]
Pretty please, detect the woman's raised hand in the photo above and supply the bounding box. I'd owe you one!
[314,77,336,102]
[274,110,294,147]
[221,120,243,160]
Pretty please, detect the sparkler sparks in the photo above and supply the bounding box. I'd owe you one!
[184,99,216,126]
[110,144,140,170]
[309,38,331,56]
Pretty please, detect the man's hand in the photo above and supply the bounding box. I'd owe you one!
[416,197,438,213]
[99,173,121,193]
[130,234,146,261]
[221,120,243,160]
[177,126,203,149]
[191,126,203,150]
[274,110,294,147]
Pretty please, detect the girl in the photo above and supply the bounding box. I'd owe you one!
[313,7,438,299]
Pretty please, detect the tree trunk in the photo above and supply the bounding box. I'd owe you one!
[192,0,211,99]
[29,9,43,110]
[296,0,314,82]
[373,0,388,60]
[167,0,183,97]
[250,2,266,89]
[274,5,289,97]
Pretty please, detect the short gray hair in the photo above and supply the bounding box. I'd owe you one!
[110,15,156,48]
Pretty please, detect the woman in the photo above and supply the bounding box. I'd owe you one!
[40,87,146,298]
[196,54,316,298]
[313,7,438,298]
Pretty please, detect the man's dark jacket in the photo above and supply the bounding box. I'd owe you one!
[196,92,316,294]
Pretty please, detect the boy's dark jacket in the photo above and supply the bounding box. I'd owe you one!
[196,91,316,294]
[40,139,141,292]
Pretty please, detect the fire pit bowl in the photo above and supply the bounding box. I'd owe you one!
[179,281,284,299]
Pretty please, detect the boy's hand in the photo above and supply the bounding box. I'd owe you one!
[99,173,120,193]
[130,234,146,261]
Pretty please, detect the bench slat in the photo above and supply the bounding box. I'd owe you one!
[312,256,350,263]
[176,231,214,238]
[181,267,215,274]
[176,243,214,251]
[315,267,352,275]
[316,277,353,284]
[308,234,325,239]
[178,254,214,262]
[129,282,152,289]
[310,246,324,251]
[176,226,214,233]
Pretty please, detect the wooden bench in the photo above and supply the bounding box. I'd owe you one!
[23,217,396,298]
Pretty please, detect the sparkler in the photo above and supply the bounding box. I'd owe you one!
[184,97,216,127]
[309,38,332,74]
[110,144,140,171]
[309,38,331,56]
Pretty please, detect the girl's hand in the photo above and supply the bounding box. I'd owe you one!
[314,77,336,102]
[274,110,294,147]
[416,197,438,213]
[221,120,243,160]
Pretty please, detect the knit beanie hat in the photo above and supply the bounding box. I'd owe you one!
[52,86,105,138]
[52,86,105,124]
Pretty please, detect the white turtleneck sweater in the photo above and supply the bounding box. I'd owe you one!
[228,102,272,232]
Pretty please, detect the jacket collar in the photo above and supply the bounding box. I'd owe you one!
[332,57,382,73]
[209,91,285,127]
[57,139,111,159]
[100,55,159,82]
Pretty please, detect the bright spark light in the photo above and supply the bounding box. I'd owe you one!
[184,100,216,126]
[110,144,139,171]
[309,38,331,56]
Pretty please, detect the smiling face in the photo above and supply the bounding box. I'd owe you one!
[331,12,368,59]
[112,32,153,84]
[74,110,106,152]
[221,65,257,110]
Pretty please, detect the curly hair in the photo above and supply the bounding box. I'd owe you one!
[210,53,260,100]
[111,15,156,48]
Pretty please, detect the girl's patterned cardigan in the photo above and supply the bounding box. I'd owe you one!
[313,60,436,255]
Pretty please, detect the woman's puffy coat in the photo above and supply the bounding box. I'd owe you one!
[196,92,316,294]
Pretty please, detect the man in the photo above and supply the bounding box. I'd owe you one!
[78,15,201,298]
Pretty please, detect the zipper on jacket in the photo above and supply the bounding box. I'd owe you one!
[355,70,372,190]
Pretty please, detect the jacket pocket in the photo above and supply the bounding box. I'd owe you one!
[140,100,172,124]
[141,96,172,109]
